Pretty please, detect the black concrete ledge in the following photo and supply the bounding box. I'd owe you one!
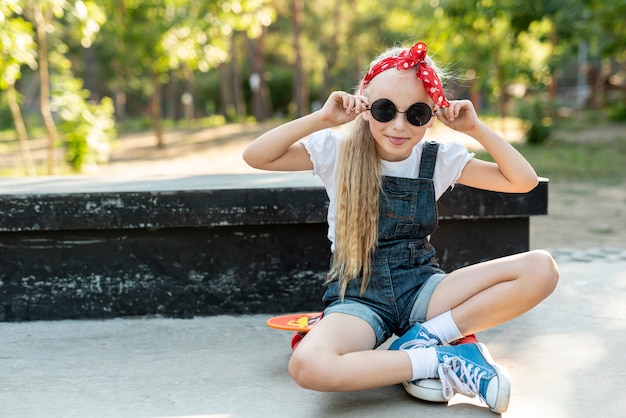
[0,174,329,231]
[0,173,546,229]
[0,173,548,322]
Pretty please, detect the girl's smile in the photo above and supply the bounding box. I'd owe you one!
[386,135,410,146]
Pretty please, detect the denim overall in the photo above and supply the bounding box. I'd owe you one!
[323,141,445,347]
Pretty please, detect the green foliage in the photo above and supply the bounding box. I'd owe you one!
[0,94,12,130]
[518,98,553,145]
[197,114,227,127]
[116,116,157,134]
[266,67,293,116]
[0,16,37,88]
[1,0,625,176]
[0,5,37,134]
[51,73,116,172]
[607,103,626,122]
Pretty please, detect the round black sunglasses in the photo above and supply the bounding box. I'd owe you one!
[366,98,435,126]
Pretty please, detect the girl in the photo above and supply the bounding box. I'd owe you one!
[243,41,559,414]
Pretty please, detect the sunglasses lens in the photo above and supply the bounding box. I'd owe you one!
[370,99,396,123]
[407,103,433,126]
[368,99,433,126]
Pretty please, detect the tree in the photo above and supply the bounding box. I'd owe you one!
[215,1,274,121]
[0,2,37,175]
[94,0,274,146]
[16,0,109,174]
[580,0,626,108]
[246,26,272,121]
[22,0,64,174]
[291,0,307,117]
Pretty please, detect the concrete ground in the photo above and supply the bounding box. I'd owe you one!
[2,248,626,418]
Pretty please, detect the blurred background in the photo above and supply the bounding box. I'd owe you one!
[0,0,624,178]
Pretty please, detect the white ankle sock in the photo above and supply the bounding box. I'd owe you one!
[405,347,439,380]
[422,310,463,344]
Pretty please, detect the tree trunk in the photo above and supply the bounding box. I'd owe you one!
[165,70,178,121]
[230,32,247,119]
[246,28,272,121]
[218,62,233,118]
[83,44,99,101]
[469,45,481,115]
[182,63,196,124]
[321,2,341,100]
[150,72,165,148]
[114,87,127,121]
[33,3,60,175]
[291,0,308,117]
[7,82,36,176]
[469,77,481,116]
[548,26,558,103]
[112,0,126,121]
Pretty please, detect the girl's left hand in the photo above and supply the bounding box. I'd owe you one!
[435,100,481,133]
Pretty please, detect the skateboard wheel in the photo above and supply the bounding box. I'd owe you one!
[452,333,478,345]
[291,332,305,350]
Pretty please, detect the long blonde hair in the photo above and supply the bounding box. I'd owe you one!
[327,116,382,297]
[327,45,447,298]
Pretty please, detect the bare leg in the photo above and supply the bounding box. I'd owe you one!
[288,312,414,391]
[288,250,558,393]
[427,250,559,335]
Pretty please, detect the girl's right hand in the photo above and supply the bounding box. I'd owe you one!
[319,92,370,126]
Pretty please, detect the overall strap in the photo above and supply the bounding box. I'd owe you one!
[418,140,439,179]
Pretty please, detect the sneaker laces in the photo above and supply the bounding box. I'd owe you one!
[396,331,440,350]
[438,355,487,401]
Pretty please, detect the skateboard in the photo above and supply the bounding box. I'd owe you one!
[267,312,480,403]
[266,312,323,350]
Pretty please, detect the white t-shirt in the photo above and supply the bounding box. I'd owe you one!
[302,128,474,247]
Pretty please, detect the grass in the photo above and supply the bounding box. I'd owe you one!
[511,138,626,185]
[475,119,626,186]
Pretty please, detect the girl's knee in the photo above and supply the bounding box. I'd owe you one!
[288,348,313,388]
[526,249,560,294]
[288,345,337,391]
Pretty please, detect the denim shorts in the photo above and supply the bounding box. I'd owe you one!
[322,241,445,348]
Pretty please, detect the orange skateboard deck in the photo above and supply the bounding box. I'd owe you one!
[266,312,323,333]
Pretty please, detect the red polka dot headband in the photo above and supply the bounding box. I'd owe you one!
[361,42,449,107]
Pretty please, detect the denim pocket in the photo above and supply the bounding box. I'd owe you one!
[379,190,417,239]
